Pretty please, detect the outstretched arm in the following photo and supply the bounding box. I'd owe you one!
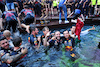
[87,25,95,31]
[17,17,21,28]
[21,24,30,33]
[0,18,3,29]
[1,53,23,64]
[80,14,85,21]
[67,12,74,18]
[44,32,51,46]
[1,48,27,64]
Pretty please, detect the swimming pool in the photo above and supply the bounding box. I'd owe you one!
[17,25,100,67]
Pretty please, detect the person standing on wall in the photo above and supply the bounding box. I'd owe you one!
[58,0,69,24]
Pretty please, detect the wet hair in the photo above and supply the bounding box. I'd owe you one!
[3,30,11,38]
[13,36,22,47]
[63,30,69,34]
[98,42,100,49]
[0,36,6,41]
[42,27,49,31]
[29,26,36,34]
[71,26,76,28]
[54,31,60,35]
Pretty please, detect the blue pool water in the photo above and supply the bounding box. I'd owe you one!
[17,25,100,67]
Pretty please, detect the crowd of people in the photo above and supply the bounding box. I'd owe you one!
[0,0,99,67]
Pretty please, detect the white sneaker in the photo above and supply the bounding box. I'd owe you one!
[65,20,69,23]
[86,16,88,19]
[71,19,77,23]
[59,20,62,24]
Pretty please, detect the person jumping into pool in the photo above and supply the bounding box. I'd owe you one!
[67,0,85,22]
[18,5,35,25]
[0,10,21,34]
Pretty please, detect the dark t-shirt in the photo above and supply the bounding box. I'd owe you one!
[28,34,39,46]
[2,11,18,21]
[62,37,75,48]
[6,0,14,3]
[40,34,52,45]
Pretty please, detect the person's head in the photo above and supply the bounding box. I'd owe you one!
[42,27,49,35]
[3,30,11,39]
[24,5,29,9]
[0,36,9,49]
[63,30,70,38]
[70,26,76,33]
[13,36,22,47]
[54,31,60,40]
[98,42,100,49]
[79,0,83,3]
[29,26,39,35]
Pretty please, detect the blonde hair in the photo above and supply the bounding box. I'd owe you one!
[3,30,11,38]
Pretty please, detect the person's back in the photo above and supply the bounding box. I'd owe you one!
[2,11,18,33]
[10,36,26,67]
[19,5,34,25]
[2,11,18,22]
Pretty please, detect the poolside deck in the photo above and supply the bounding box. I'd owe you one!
[35,15,100,29]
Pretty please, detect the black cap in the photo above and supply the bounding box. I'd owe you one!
[98,42,100,49]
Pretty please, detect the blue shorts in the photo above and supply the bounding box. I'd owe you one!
[6,3,15,10]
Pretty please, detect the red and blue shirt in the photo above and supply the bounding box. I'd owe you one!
[20,9,34,17]
[1,11,18,21]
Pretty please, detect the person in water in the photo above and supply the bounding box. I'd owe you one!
[44,31,62,53]
[69,25,95,39]
[41,27,53,46]
[3,30,14,47]
[28,26,41,49]
[10,36,27,67]
[0,36,27,67]
[62,30,75,50]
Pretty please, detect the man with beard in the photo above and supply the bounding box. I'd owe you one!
[0,36,27,67]
[28,26,41,49]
